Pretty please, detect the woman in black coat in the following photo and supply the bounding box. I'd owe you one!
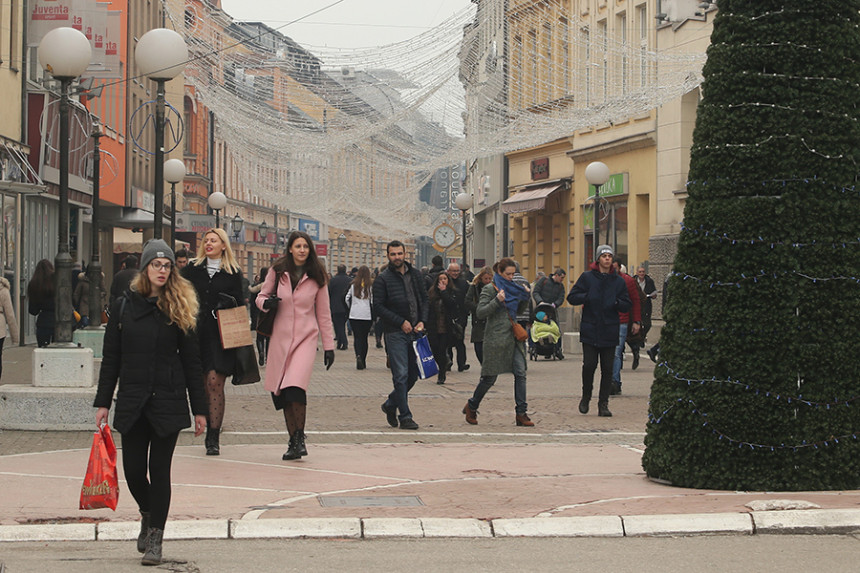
[94,239,206,566]
[426,271,457,384]
[181,228,245,456]
[27,259,55,347]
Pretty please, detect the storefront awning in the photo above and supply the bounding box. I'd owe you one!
[501,183,564,214]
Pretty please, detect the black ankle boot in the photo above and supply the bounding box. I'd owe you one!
[295,430,307,457]
[205,427,220,456]
[598,403,613,417]
[141,527,163,566]
[137,511,150,553]
[283,433,301,460]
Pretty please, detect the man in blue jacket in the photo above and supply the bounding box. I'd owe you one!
[372,240,428,430]
[567,245,631,417]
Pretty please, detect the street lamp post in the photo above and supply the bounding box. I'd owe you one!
[163,158,186,252]
[231,213,244,242]
[585,161,610,262]
[208,191,227,228]
[337,233,347,268]
[258,221,268,245]
[88,123,103,329]
[454,192,473,270]
[38,27,92,344]
[134,28,188,239]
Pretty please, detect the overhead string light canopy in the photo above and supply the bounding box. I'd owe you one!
[169,0,706,236]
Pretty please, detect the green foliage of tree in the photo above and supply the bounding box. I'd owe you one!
[642,0,860,490]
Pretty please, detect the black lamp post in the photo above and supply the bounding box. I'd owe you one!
[135,28,188,239]
[38,27,92,344]
[231,213,244,242]
[585,161,610,262]
[454,193,472,269]
[259,221,268,243]
[164,158,185,252]
[337,233,347,267]
[87,123,103,329]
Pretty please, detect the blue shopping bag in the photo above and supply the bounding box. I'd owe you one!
[412,334,439,379]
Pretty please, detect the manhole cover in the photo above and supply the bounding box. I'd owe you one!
[319,495,424,507]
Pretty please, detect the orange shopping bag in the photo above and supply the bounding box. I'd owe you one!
[79,424,119,510]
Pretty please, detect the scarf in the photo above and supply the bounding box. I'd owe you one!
[493,273,529,320]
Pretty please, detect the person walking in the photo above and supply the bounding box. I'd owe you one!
[464,266,493,364]
[345,265,374,370]
[427,271,457,384]
[109,255,139,305]
[0,275,19,379]
[257,231,335,460]
[462,258,533,427]
[611,259,641,394]
[249,267,270,366]
[73,268,106,327]
[27,259,55,348]
[445,262,471,373]
[630,266,658,369]
[94,239,206,566]
[328,265,352,350]
[182,228,245,456]
[373,240,427,430]
[566,245,631,417]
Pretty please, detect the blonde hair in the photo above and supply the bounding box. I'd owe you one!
[191,228,241,273]
[131,267,199,334]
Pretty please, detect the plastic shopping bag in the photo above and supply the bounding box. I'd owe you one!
[79,424,119,510]
[412,334,439,379]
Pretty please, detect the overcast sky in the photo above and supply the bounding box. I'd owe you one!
[219,0,473,49]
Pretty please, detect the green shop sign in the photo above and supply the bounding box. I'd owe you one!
[587,172,628,198]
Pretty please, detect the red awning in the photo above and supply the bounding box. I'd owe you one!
[501,183,564,214]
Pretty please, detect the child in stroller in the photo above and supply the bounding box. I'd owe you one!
[530,302,563,360]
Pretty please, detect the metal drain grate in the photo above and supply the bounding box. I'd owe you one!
[318,495,424,507]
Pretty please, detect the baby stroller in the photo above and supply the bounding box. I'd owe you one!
[529,302,562,360]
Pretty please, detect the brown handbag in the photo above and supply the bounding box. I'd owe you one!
[494,284,529,342]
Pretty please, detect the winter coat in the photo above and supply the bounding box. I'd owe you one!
[617,272,642,325]
[372,262,429,334]
[427,287,456,336]
[532,276,566,308]
[73,271,106,319]
[636,274,658,319]
[256,270,335,393]
[0,277,18,343]
[109,268,139,304]
[182,261,245,374]
[448,275,470,324]
[478,282,529,377]
[328,271,352,315]
[345,284,373,320]
[567,264,631,348]
[465,282,487,343]
[94,291,206,437]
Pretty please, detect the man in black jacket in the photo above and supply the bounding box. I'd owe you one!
[445,262,470,372]
[373,241,428,430]
[328,265,352,350]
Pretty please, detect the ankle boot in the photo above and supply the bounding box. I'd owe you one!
[282,433,301,460]
[598,403,613,417]
[137,511,150,553]
[205,426,220,456]
[579,396,590,414]
[294,430,308,457]
[141,527,163,566]
[515,413,534,427]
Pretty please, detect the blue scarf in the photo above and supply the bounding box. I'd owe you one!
[493,273,529,320]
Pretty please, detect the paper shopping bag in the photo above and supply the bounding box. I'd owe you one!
[217,306,254,349]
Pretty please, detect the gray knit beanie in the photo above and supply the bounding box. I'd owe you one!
[140,239,176,269]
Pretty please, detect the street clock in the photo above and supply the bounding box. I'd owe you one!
[433,223,457,248]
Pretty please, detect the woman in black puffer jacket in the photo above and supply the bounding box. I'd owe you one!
[95,239,206,566]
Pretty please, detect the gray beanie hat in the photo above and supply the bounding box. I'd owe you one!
[140,239,176,269]
[596,244,614,258]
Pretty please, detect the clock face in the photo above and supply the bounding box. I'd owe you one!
[434,224,457,248]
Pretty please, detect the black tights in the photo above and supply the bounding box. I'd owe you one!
[121,416,179,530]
[282,402,307,436]
[205,370,227,429]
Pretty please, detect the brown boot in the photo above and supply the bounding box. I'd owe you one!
[515,413,535,427]
[463,402,478,425]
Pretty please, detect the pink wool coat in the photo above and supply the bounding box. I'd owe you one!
[256,270,335,394]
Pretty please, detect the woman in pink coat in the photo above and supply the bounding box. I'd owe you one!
[256,231,335,461]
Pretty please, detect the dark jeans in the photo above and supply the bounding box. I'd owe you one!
[473,341,484,364]
[351,319,372,361]
[332,312,348,349]
[383,331,419,421]
[582,343,615,406]
[428,331,450,376]
[121,416,179,530]
[468,346,528,414]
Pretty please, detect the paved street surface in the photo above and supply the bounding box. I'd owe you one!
[1,335,860,570]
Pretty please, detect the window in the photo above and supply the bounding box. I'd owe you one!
[598,20,608,102]
[618,12,628,95]
[544,23,553,101]
[560,18,570,96]
[513,35,523,109]
[529,30,538,104]
[638,4,649,88]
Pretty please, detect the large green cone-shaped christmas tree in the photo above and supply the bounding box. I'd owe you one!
[642,0,860,490]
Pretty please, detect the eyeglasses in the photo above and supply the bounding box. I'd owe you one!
[149,261,173,271]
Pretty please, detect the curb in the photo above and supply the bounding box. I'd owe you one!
[2,510,860,542]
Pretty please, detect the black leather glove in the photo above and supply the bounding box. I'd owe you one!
[324,350,335,370]
[262,296,281,310]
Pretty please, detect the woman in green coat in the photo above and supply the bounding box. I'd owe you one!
[462,258,533,426]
